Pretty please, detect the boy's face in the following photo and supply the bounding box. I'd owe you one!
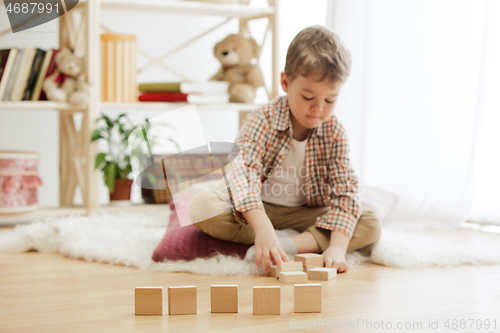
[281,72,342,137]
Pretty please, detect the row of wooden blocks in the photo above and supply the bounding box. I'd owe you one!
[270,254,337,284]
[135,284,322,315]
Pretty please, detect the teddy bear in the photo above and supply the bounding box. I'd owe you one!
[42,48,89,105]
[210,34,265,103]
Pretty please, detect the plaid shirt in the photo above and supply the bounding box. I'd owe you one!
[224,95,363,239]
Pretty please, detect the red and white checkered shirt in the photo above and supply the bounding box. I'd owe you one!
[224,95,363,239]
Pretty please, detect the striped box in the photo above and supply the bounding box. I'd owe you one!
[0,151,43,215]
[101,33,137,102]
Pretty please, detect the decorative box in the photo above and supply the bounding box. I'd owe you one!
[0,151,43,215]
[101,33,137,102]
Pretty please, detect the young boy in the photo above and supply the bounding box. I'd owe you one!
[189,25,381,274]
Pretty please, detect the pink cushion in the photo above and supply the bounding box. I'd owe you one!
[152,201,250,262]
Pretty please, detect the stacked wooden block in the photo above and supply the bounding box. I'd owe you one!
[296,253,337,281]
[270,253,337,282]
[277,261,307,284]
[295,253,324,272]
[135,283,324,315]
[307,267,337,281]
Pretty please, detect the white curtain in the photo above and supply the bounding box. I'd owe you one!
[327,0,500,228]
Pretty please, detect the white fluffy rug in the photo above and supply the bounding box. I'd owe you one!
[0,212,499,276]
[370,225,500,267]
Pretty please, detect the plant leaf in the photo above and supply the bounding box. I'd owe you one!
[118,122,125,135]
[124,129,134,141]
[95,115,106,123]
[123,164,132,178]
[91,129,102,141]
[105,162,117,193]
[103,114,114,128]
[94,152,106,170]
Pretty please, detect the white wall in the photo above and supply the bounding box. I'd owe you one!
[0,0,328,206]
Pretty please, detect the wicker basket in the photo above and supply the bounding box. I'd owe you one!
[141,177,172,205]
[140,153,227,204]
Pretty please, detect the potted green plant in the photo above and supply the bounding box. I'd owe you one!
[91,113,137,204]
[129,119,180,204]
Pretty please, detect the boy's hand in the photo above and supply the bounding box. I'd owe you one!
[322,246,349,273]
[324,230,349,273]
[254,229,289,273]
[242,208,289,274]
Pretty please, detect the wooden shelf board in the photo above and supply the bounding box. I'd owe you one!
[101,101,259,111]
[0,101,87,111]
[0,101,260,111]
[0,204,170,225]
[99,0,274,18]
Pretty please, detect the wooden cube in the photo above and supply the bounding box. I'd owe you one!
[294,253,324,267]
[279,271,308,284]
[278,261,303,272]
[211,285,238,313]
[307,267,337,281]
[294,284,322,313]
[269,265,278,278]
[272,261,303,279]
[304,265,323,273]
[135,287,163,316]
[253,286,280,315]
[168,286,197,315]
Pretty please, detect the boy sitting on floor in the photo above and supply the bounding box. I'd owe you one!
[189,25,382,274]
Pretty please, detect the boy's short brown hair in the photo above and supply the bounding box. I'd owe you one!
[284,25,352,83]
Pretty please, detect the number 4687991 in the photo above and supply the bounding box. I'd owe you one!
[444,319,497,330]
[6,2,59,14]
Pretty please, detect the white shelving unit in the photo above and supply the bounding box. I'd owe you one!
[100,0,275,17]
[0,0,279,224]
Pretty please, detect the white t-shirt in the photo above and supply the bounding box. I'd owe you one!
[260,137,308,207]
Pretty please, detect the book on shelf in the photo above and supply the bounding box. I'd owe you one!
[138,91,230,104]
[138,81,229,94]
[0,50,8,80]
[22,48,45,100]
[0,48,18,100]
[10,48,37,101]
[2,49,23,101]
[31,49,53,101]
[0,48,60,102]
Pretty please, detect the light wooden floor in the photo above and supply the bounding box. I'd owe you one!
[1,229,500,333]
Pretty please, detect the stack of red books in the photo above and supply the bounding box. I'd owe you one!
[138,81,230,104]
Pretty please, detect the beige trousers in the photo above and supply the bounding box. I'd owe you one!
[189,189,382,252]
